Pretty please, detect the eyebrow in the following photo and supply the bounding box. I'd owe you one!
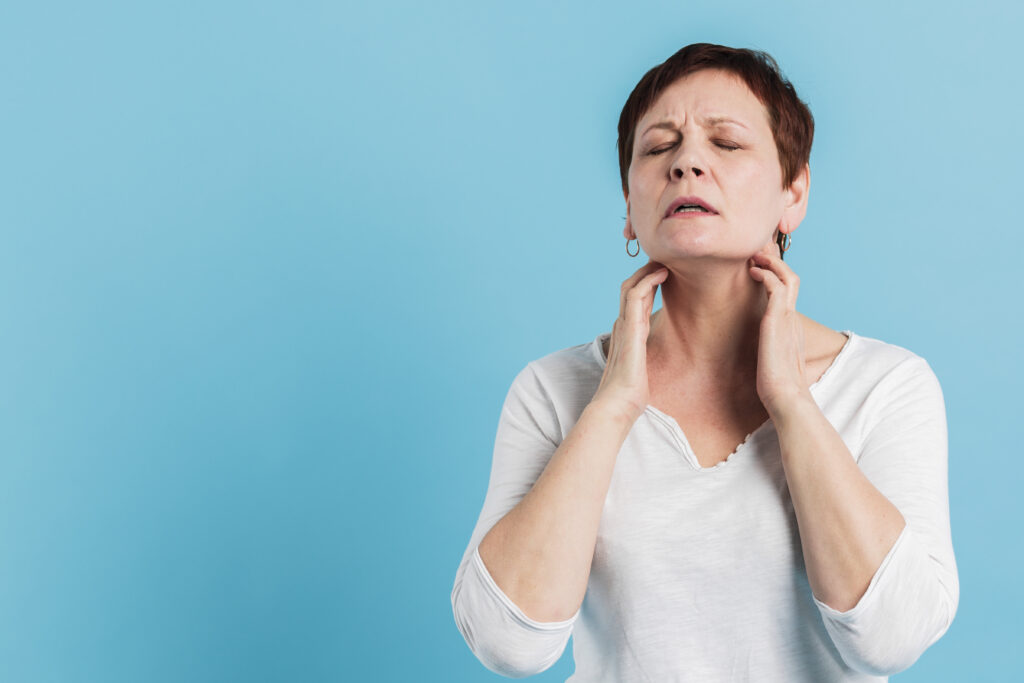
[641,116,749,137]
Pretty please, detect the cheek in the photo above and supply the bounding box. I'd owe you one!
[730,164,780,209]
[627,171,656,207]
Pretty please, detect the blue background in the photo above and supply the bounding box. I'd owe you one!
[1,0,1019,681]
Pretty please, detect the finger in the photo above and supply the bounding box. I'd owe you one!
[624,267,669,326]
[620,260,666,316]
[750,251,798,287]
[758,239,779,258]
[750,252,800,306]
[750,265,792,313]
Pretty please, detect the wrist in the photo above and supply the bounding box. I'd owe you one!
[586,396,642,430]
[765,390,818,431]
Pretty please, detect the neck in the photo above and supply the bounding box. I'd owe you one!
[649,260,769,382]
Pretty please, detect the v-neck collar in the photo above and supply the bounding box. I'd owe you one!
[591,329,858,472]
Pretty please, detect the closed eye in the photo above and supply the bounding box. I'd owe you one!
[647,141,739,155]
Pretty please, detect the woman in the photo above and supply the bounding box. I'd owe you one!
[451,43,958,682]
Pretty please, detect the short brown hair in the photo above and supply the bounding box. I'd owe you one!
[616,43,814,196]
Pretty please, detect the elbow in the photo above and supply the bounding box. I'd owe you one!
[821,525,961,677]
[451,578,570,679]
[473,641,560,679]
[838,581,959,677]
[840,645,922,678]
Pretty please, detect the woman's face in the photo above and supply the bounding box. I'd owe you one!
[625,68,807,263]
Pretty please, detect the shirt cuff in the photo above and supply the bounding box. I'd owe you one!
[471,544,582,631]
[812,522,909,620]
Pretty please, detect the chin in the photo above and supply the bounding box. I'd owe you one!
[658,245,763,264]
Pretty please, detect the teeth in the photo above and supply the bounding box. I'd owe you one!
[675,205,708,213]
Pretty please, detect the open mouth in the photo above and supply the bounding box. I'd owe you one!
[672,204,712,214]
[665,196,718,217]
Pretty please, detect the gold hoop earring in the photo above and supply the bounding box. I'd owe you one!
[781,233,792,252]
[626,237,640,257]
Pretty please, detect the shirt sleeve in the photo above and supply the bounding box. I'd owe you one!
[813,356,960,676]
[450,362,580,678]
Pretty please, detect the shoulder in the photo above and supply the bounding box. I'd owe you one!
[800,313,924,369]
[512,333,606,416]
[798,314,941,415]
[800,313,851,364]
[527,332,606,379]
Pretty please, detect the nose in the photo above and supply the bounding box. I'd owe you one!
[672,165,702,179]
[670,136,704,179]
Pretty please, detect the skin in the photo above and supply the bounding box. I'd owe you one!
[607,68,905,612]
[475,68,909,627]
[622,67,812,395]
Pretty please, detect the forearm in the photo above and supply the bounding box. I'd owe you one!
[772,392,907,612]
[477,399,635,623]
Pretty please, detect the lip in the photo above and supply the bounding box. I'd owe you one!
[666,211,716,220]
[664,195,718,218]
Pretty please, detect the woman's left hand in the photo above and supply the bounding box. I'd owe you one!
[748,241,810,416]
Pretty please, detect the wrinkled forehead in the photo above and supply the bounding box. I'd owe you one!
[637,69,771,136]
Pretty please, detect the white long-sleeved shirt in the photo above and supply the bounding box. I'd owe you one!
[451,328,959,681]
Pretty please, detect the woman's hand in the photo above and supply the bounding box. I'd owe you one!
[748,241,810,416]
[592,259,670,424]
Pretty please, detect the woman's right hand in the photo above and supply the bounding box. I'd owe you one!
[592,259,669,424]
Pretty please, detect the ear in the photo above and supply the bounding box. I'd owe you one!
[779,163,810,235]
[622,189,633,240]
